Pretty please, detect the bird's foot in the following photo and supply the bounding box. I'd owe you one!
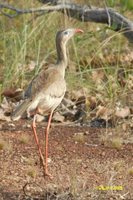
[40,159,53,179]
[44,171,53,179]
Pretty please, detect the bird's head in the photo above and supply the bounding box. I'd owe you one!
[56,28,83,45]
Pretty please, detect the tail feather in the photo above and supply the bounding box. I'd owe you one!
[11,99,31,121]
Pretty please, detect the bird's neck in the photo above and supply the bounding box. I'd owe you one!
[56,41,68,78]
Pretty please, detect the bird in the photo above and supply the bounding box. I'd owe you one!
[11,28,83,178]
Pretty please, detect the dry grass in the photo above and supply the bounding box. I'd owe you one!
[110,137,123,150]
[128,168,133,176]
[100,131,123,150]
[27,167,37,178]
[73,132,86,144]
[0,138,5,150]
[19,134,30,144]
[113,160,125,172]
[0,137,12,151]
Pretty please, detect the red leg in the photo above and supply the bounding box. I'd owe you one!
[32,115,45,170]
[45,110,53,178]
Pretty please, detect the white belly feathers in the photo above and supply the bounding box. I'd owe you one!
[27,93,64,115]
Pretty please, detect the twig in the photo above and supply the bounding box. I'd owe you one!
[23,182,44,199]
[0,2,133,42]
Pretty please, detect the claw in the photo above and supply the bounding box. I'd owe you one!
[44,171,53,179]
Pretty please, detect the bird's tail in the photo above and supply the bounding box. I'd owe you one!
[11,99,31,121]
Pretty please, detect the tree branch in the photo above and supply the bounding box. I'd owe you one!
[0,2,133,42]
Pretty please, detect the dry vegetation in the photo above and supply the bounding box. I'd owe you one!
[0,0,133,124]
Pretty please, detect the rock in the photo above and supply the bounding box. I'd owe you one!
[53,112,65,123]
[0,108,11,122]
[36,114,45,122]
[0,97,9,109]
[90,118,113,128]
[115,106,130,118]
[8,123,15,127]
[62,98,74,107]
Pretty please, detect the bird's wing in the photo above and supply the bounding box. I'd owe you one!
[24,66,66,100]
[24,75,37,99]
[24,63,50,99]
[11,99,31,121]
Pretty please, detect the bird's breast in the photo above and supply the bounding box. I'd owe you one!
[27,78,66,115]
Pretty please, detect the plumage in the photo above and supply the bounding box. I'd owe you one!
[12,67,66,120]
[11,28,83,178]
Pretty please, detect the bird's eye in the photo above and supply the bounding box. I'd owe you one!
[64,31,69,35]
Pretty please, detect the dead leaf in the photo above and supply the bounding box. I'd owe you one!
[115,106,130,118]
[92,70,105,84]
[96,105,113,120]
[76,96,86,106]
[86,96,97,110]
[127,75,133,90]
[53,112,65,123]
[70,88,88,101]
[36,114,45,122]
[62,98,74,107]
[130,108,133,114]
[28,60,36,71]
[2,88,23,101]
[0,108,11,122]
[0,97,13,114]
[117,69,126,87]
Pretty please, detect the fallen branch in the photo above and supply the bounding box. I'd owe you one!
[0,2,133,42]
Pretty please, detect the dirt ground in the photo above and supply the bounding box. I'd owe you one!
[0,120,133,200]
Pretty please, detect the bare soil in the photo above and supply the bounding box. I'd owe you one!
[0,120,133,200]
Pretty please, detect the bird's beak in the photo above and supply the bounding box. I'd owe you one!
[75,29,84,33]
